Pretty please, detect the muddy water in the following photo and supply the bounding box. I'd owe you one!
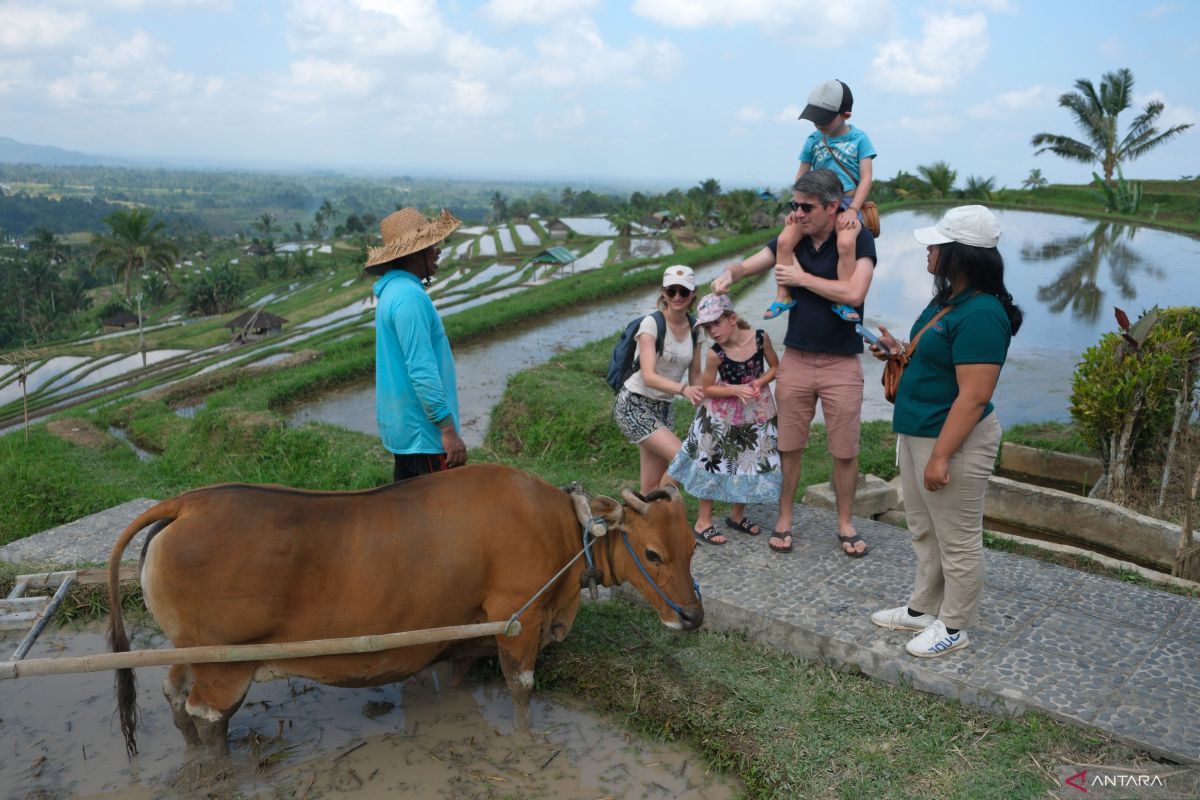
[0,625,738,800]
[288,258,747,447]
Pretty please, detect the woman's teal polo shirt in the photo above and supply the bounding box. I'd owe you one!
[892,291,1012,438]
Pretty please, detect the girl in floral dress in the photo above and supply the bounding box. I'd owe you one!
[669,294,781,545]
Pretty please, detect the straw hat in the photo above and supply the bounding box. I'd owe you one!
[364,207,461,275]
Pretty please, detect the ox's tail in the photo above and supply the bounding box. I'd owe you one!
[107,497,183,758]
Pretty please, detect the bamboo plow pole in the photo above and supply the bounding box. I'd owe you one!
[0,620,521,680]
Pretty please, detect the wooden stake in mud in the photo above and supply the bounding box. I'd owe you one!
[0,620,521,680]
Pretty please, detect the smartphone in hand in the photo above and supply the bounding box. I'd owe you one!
[855,323,890,355]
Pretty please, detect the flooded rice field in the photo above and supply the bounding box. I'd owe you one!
[0,624,738,800]
[476,236,497,258]
[513,224,540,247]
[572,240,612,271]
[496,228,515,253]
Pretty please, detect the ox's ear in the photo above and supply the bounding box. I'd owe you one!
[591,495,625,531]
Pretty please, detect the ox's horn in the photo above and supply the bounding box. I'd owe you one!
[659,484,682,502]
[620,489,651,515]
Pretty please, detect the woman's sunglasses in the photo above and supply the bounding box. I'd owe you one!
[788,201,820,213]
[664,286,693,298]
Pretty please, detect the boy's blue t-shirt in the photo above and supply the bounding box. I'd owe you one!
[799,125,877,192]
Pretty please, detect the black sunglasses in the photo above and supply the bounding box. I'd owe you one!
[788,201,820,213]
[664,286,693,298]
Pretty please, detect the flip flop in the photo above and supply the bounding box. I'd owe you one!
[768,530,793,553]
[831,303,861,322]
[763,300,795,320]
[725,516,761,536]
[837,533,869,558]
[694,525,727,545]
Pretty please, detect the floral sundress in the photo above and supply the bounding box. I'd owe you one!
[668,330,781,504]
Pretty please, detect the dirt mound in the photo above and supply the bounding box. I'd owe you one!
[46,417,115,450]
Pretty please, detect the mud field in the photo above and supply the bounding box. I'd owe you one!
[1,624,739,800]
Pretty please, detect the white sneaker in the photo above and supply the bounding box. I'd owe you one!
[871,605,936,631]
[906,620,969,658]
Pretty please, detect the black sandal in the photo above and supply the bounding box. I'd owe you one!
[768,531,793,553]
[725,516,761,536]
[838,533,869,558]
[694,526,727,545]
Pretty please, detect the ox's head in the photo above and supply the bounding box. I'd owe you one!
[590,486,703,631]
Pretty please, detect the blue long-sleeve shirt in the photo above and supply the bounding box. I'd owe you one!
[373,270,459,455]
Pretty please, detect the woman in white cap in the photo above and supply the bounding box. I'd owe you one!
[613,265,707,494]
[865,206,1023,658]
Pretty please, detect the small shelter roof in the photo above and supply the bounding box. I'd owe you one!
[226,309,289,331]
[102,311,142,327]
[528,246,577,264]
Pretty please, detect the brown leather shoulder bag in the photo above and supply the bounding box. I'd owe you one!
[882,306,953,403]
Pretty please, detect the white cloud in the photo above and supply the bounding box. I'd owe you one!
[776,104,802,122]
[0,4,89,51]
[519,19,680,88]
[736,104,765,123]
[483,0,600,26]
[872,12,989,94]
[285,0,447,58]
[968,85,1056,119]
[630,0,889,44]
[280,58,379,104]
[1137,90,1199,129]
[1145,4,1176,19]
[443,76,507,117]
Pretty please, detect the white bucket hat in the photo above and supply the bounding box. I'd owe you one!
[913,205,1001,248]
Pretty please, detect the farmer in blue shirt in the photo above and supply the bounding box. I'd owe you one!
[365,207,467,482]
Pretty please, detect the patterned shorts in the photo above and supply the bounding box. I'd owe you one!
[613,387,675,444]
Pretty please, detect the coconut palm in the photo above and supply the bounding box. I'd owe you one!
[1031,68,1193,185]
[962,175,996,200]
[28,228,68,266]
[92,208,180,299]
[917,161,957,199]
[1021,168,1048,190]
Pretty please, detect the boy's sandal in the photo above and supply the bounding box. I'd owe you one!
[763,300,795,320]
[694,526,727,545]
[837,533,869,558]
[725,516,761,536]
[768,531,793,553]
[831,303,861,322]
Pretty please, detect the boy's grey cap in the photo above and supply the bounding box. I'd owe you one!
[799,79,853,126]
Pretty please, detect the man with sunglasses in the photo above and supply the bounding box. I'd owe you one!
[712,169,876,557]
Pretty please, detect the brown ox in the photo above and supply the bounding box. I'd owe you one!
[107,464,701,756]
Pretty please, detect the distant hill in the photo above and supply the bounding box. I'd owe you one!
[0,136,134,168]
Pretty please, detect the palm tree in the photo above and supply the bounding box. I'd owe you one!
[489,191,509,224]
[917,161,957,199]
[92,208,179,299]
[962,175,996,200]
[560,187,576,214]
[1021,168,1048,190]
[608,205,640,238]
[252,213,278,239]
[28,228,67,266]
[1031,67,1193,185]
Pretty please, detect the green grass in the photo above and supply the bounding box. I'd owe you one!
[535,599,1146,799]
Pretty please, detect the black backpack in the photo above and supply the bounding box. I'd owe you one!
[605,310,697,393]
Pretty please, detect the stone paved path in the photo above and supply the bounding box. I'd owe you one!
[4,497,1198,764]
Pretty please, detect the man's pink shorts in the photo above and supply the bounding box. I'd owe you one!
[775,348,863,458]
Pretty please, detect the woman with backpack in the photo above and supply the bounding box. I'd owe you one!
[613,265,707,496]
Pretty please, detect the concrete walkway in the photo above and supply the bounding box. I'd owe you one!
[4,497,1197,764]
[688,501,1200,765]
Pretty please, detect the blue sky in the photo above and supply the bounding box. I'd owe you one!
[1,0,1196,191]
